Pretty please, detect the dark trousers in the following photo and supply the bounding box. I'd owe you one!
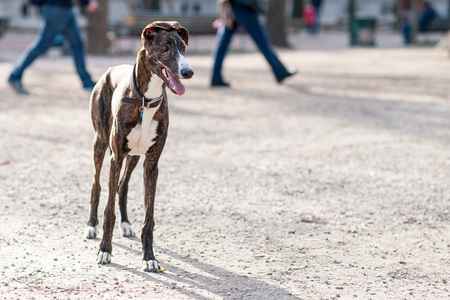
[9,4,93,87]
[212,4,290,83]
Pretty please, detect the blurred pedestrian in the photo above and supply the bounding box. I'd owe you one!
[311,0,323,34]
[419,1,438,32]
[211,0,296,87]
[399,0,412,44]
[303,2,316,35]
[7,0,99,95]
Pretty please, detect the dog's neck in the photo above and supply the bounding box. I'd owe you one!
[136,53,164,99]
[144,75,164,99]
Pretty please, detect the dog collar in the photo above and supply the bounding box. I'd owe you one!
[121,63,164,109]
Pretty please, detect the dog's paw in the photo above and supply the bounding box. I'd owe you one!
[97,252,111,264]
[142,260,161,272]
[84,225,100,239]
[119,222,136,237]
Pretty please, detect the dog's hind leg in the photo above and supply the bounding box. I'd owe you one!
[118,155,140,237]
[141,156,161,272]
[97,150,127,264]
[85,77,113,239]
[85,132,109,239]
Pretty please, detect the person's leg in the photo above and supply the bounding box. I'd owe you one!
[9,5,64,84]
[230,4,292,81]
[315,10,321,34]
[211,21,237,85]
[64,8,95,88]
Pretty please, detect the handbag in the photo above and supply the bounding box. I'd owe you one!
[215,0,235,29]
[230,0,267,14]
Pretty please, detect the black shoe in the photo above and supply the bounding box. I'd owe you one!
[83,80,96,92]
[277,68,297,84]
[8,78,29,95]
[211,81,230,87]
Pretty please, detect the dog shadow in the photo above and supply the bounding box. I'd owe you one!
[110,242,297,299]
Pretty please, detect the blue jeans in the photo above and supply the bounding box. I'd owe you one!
[9,4,93,87]
[211,4,290,83]
[313,11,321,34]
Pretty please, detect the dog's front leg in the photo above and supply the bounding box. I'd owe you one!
[97,152,126,264]
[141,155,161,272]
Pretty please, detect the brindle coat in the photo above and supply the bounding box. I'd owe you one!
[84,21,193,272]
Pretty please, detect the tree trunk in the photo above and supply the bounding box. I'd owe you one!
[87,0,109,55]
[266,0,290,48]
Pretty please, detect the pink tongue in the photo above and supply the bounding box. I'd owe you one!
[167,71,185,95]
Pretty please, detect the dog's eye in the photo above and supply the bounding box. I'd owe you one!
[180,45,186,52]
[162,45,169,51]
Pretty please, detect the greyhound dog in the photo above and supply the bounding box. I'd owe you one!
[84,21,193,272]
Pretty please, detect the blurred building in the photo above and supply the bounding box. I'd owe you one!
[0,0,449,32]
[304,0,449,29]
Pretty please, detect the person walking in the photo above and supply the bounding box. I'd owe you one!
[419,1,438,32]
[311,0,323,34]
[211,0,296,87]
[7,0,99,95]
[303,2,316,35]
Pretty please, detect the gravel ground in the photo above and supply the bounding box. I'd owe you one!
[0,32,449,299]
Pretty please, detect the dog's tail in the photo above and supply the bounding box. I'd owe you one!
[90,69,114,146]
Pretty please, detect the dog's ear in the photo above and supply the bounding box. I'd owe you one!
[166,21,189,46]
[175,27,189,46]
[142,25,157,41]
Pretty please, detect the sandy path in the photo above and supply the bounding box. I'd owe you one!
[0,36,449,299]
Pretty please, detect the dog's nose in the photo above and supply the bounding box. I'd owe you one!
[181,68,194,79]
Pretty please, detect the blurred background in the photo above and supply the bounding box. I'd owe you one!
[1,0,449,55]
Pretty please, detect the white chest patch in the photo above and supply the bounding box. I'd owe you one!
[125,69,165,156]
[126,105,160,156]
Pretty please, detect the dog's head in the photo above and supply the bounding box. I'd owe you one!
[141,21,194,96]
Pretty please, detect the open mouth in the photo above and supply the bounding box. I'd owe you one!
[158,66,185,96]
